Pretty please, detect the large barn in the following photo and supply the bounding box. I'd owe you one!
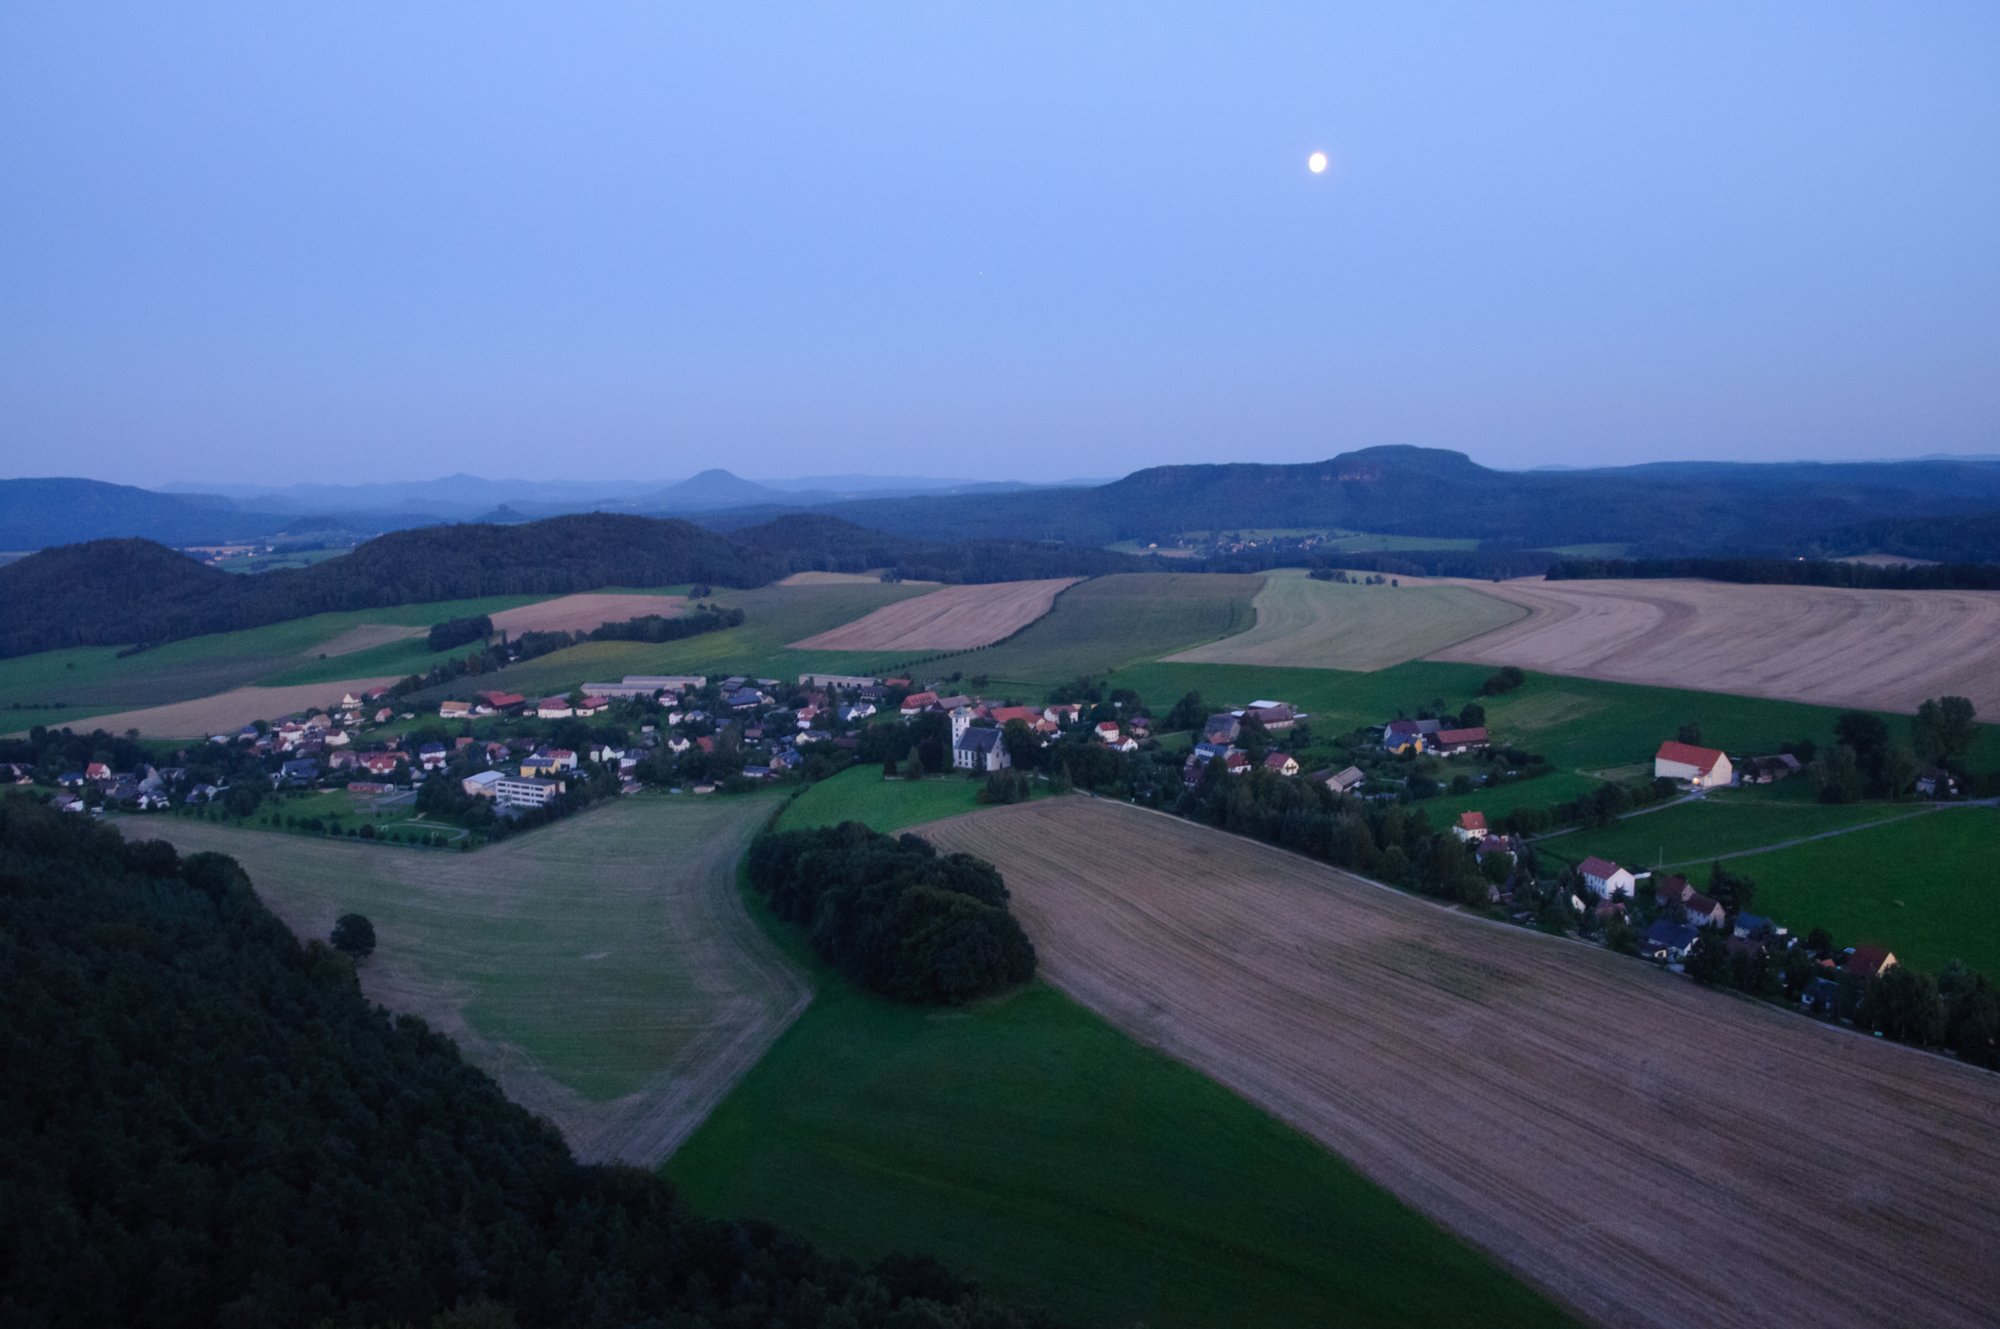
[1654,740,1733,788]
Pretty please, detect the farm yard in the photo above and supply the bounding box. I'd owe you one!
[669,775,1572,1329]
[1170,568,1526,670]
[1433,576,2000,714]
[921,797,2000,1329]
[791,577,1080,651]
[145,792,808,1164]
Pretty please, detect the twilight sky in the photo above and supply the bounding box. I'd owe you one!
[3,3,1997,486]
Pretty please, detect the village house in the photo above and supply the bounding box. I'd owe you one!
[1244,701,1297,731]
[1654,740,1734,788]
[1382,720,1429,754]
[1846,946,1898,980]
[953,727,1011,773]
[1639,920,1701,965]
[900,691,940,716]
[521,748,577,777]
[418,742,448,771]
[1578,856,1637,901]
[1682,891,1726,929]
[536,696,574,720]
[358,752,404,778]
[1453,811,1487,843]
[1203,713,1241,745]
[1262,752,1300,778]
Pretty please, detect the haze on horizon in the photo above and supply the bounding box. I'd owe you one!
[3,3,1997,489]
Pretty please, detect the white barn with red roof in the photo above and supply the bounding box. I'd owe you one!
[1654,740,1733,788]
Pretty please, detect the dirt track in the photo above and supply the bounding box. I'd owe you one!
[1432,577,2000,714]
[143,797,808,1165]
[73,677,402,737]
[790,578,1081,651]
[922,798,2000,1329]
[487,592,686,635]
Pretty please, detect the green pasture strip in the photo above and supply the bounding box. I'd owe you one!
[1171,568,1527,671]
[1538,796,1910,873]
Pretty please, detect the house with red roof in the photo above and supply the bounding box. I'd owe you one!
[1454,810,1488,842]
[1430,726,1490,756]
[1846,945,1899,980]
[899,691,939,716]
[1578,856,1636,900]
[1654,740,1733,788]
[1262,752,1300,778]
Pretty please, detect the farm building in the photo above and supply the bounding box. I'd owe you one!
[1245,701,1297,731]
[1846,946,1899,980]
[1315,765,1365,795]
[536,696,574,719]
[1578,856,1637,901]
[1263,752,1300,777]
[900,691,940,716]
[798,673,880,690]
[1454,811,1488,843]
[1654,740,1733,788]
[1430,726,1490,756]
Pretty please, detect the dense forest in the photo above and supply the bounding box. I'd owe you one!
[747,821,1037,1003]
[0,797,1063,1329]
[0,514,1140,659]
[1548,556,2000,590]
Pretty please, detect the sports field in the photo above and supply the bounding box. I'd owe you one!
[669,783,1573,1329]
[1169,568,1526,670]
[923,798,2000,1329]
[1728,805,2000,977]
[143,793,807,1164]
[791,578,1080,651]
[1435,577,2000,714]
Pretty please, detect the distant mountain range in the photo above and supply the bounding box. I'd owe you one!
[10,448,2000,563]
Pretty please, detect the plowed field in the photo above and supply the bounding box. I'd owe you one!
[921,798,2000,1329]
[790,578,1080,651]
[70,677,402,737]
[1433,577,2000,713]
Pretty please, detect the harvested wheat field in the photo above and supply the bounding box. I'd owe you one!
[313,622,423,656]
[143,794,808,1165]
[487,591,686,635]
[921,798,2000,1329]
[1433,577,2000,713]
[1171,567,1528,670]
[790,577,1081,651]
[70,677,402,737]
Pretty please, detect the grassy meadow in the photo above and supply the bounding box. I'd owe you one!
[0,592,548,727]
[667,782,1577,1329]
[1725,806,2000,977]
[1537,794,1913,874]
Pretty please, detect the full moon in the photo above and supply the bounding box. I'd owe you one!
[1307,151,1328,174]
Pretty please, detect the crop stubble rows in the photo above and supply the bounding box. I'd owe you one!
[1433,577,2000,714]
[921,798,2000,1329]
[790,578,1080,651]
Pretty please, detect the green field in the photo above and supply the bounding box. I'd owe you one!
[213,546,354,573]
[145,792,803,1161]
[0,592,549,727]
[774,765,1013,833]
[1170,568,1527,671]
[1539,794,1913,873]
[893,573,1263,692]
[668,781,1575,1329]
[1725,807,2000,977]
[169,787,476,845]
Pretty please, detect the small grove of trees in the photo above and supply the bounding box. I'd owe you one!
[330,912,376,959]
[1479,665,1525,697]
[428,614,493,652]
[747,822,1036,1003]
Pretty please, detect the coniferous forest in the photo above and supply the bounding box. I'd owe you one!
[0,797,1061,1329]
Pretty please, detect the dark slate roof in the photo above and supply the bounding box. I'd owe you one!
[957,728,1004,753]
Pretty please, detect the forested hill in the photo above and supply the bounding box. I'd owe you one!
[0,797,1061,1329]
[753,446,2000,559]
[0,512,1143,658]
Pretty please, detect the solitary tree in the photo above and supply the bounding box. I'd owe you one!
[330,913,376,961]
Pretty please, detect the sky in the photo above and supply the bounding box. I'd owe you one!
[2,3,1997,486]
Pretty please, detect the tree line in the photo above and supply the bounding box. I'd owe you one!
[1549,556,2000,591]
[747,821,1037,1003]
[0,795,1065,1329]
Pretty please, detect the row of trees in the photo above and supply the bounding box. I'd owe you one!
[747,821,1037,1003]
[1550,555,2000,591]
